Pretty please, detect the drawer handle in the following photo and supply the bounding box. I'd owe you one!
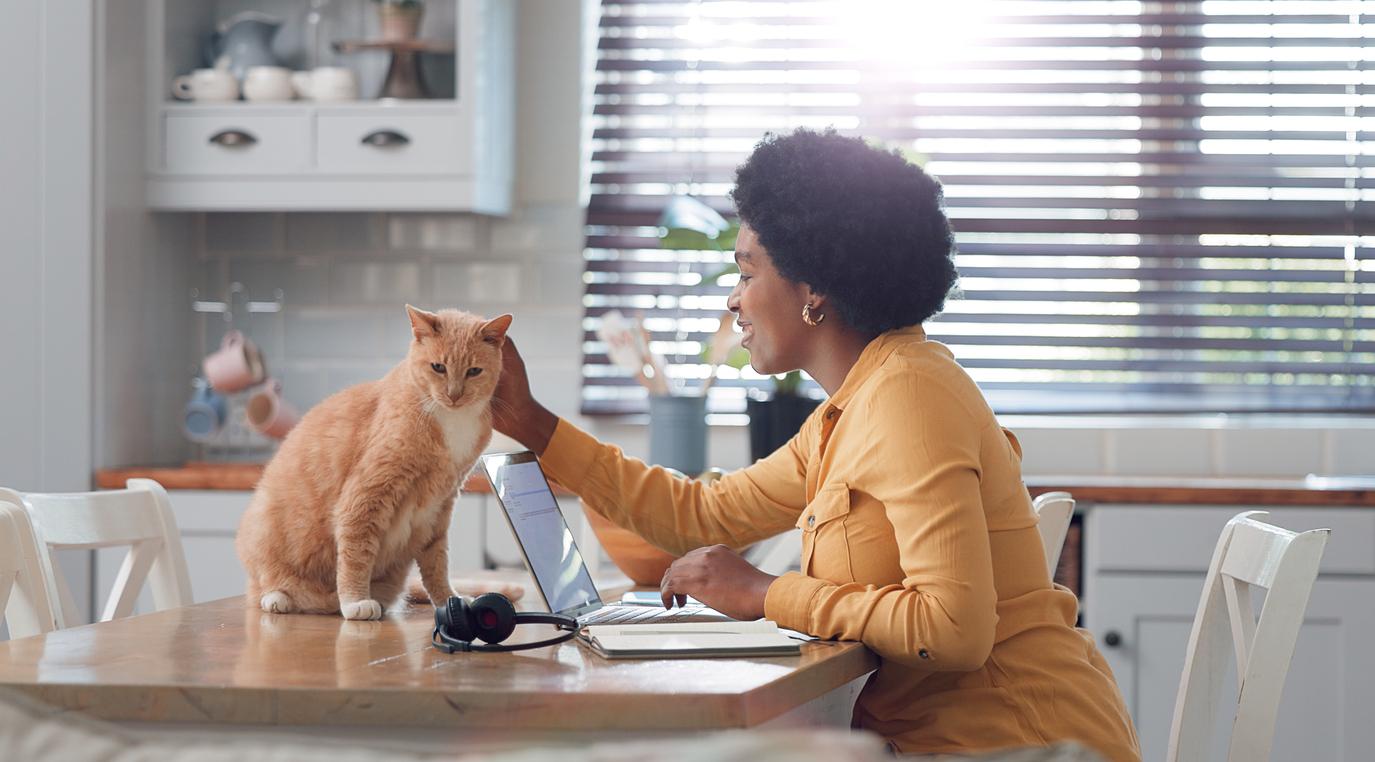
[208,129,258,148]
[1103,630,1123,648]
[361,130,411,148]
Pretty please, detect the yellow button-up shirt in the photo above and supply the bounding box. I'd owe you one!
[541,326,1140,761]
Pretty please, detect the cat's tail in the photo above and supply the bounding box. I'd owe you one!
[404,576,436,606]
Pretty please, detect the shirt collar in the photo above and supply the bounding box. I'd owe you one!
[825,325,927,412]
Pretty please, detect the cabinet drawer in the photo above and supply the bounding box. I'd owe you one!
[1088,505,1375,575]
[163,115,309,175]
[316,113,470,175]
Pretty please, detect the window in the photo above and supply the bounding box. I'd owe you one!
[582,0,1374,415]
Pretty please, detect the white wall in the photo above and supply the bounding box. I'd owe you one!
[0,0,95,493]
[0,0,99,624]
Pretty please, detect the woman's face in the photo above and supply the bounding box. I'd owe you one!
[726,223,813,376]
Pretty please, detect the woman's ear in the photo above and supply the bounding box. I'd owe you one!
[802,285,827,311]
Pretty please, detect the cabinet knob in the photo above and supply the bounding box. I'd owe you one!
[1103,630,1123,648]
[208,129,258,148]
[361,130,411,148]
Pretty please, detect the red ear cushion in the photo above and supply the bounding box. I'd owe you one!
[480,609,499,628]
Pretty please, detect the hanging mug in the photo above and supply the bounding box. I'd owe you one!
[203,329,266,393]
[246,378,299,439]
[182,378,228,443]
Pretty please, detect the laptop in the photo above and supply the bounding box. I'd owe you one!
[480,450,732,627]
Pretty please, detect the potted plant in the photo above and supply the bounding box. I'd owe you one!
[374,0,423,42]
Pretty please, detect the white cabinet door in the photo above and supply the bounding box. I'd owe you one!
[1090,572,1375,761]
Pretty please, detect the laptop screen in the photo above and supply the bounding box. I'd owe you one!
[481,452,601,617]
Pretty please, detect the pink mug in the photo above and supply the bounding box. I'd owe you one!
[246,378,299,439]
[202,330,266,393]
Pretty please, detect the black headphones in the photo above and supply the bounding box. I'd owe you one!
[431,592,579,653]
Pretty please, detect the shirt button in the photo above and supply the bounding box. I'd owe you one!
[825,409,837,420]
[807,515,816,528]
[918,648,930,659]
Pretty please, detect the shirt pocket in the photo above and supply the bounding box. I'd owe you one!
[796,482,853,579]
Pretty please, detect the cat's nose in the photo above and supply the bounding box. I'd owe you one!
[448,391,463,404]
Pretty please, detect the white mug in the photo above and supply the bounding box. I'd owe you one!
[291,67,359,102]
[242,66,295,102]
[172,68,240,102]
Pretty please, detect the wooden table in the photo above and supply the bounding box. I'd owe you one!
[0,595,877,752]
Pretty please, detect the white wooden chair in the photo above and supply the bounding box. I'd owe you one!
[1032,491,1075,576]
[0,479,192,629]
[1167,511,1329,762]
[0,497,56,639]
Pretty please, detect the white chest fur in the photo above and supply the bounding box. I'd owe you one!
[432,405,487,465]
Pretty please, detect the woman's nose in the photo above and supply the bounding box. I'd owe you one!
[726,282,742,313]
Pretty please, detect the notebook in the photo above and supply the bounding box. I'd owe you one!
[582,620,802,659]
[480,451,733,627]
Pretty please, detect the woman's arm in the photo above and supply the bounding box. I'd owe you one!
[764,371,999,671]
[492,337,808,554]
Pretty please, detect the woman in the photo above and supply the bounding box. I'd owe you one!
[492,128,1140,761]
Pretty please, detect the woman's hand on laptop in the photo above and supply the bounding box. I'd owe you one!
[659,544,776,621]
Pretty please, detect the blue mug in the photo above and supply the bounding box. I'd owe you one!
[183,378,228,442]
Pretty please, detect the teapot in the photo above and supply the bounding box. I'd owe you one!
[205,11,283,83]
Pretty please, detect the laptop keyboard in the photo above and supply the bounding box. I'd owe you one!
[581,604,716,625]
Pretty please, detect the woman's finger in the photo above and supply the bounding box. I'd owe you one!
[660,573,676,609]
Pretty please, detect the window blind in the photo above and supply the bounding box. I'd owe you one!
[583,0,1374,416]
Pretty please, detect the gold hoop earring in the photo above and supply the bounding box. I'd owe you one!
[802,303,825,327]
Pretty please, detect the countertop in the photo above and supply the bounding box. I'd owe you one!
[94,461,572,496]
[95,464,1375,506]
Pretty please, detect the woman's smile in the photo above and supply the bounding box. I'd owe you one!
[738,319,753,347]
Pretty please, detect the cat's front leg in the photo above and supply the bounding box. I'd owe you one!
[415,496,458,606]
[336,509,386,621]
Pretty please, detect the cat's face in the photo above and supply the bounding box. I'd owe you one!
[405,306,513,412]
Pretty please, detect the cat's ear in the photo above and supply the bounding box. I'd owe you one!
[480,314,514,345]
[406,304,442,341]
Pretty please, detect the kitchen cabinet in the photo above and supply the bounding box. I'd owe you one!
[144,0,513,212]
[1084,506,1375,761]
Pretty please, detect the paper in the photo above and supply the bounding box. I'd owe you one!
[583,620,801,659]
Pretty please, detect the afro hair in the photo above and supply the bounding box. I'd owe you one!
[730,128,958,336]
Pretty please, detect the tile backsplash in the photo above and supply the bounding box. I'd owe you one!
[194,205,586,427]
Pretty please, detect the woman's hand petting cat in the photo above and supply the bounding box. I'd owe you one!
[659,544,776,621]
[491,337,558,454]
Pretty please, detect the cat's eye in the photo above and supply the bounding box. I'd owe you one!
[466,367,483,378]
[431,363,447,374]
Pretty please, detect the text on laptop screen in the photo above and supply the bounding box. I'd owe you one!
[488,459,600,615]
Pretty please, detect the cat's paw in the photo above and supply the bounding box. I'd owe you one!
[341,599,384,620]
[260,591,295,614]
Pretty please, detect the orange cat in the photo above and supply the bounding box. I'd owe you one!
[236,306,512,620]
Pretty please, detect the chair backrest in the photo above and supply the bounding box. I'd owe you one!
[1031,491,1075,576]
[1167,511,1329,762]
[1,479,192,629]
[0,498,56,639]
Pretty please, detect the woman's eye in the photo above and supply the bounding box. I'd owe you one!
[466,367,483,378]
[739,274,752,283]
[431,363,447,374]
